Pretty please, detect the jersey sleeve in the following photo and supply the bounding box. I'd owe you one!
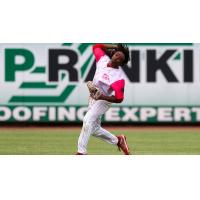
[110,79,125,101]
[93,44,106,62]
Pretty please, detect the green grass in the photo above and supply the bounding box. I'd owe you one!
[0,127,200,155]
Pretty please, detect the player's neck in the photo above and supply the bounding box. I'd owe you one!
[107,61,119,69]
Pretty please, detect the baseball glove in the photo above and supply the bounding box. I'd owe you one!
[87,81,102,100]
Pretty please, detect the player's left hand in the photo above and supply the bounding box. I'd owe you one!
[87,81,102,100]
[90,90,102,100]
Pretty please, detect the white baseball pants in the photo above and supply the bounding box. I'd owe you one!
[77,99,118,154]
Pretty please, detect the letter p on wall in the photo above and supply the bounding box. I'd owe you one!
[5,49,34,81]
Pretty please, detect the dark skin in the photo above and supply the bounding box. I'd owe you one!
[92,44,125,103]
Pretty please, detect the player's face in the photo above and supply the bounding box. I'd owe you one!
[111,51,125,66]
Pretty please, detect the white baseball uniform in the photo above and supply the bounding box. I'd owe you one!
[77,44,126,154]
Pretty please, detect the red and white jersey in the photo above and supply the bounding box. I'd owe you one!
[92,44,125,101]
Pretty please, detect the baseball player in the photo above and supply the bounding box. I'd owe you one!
[76,43,131,155]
